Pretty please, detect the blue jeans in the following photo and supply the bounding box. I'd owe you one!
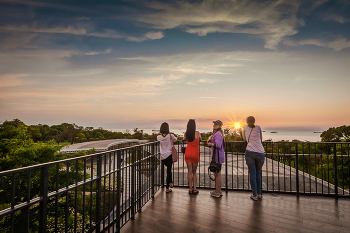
[245,150,265,196]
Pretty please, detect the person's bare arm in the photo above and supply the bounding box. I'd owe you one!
[242,128,246,142]
[197,131,202,141]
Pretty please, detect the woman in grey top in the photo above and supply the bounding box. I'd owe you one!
[242,116,265,201]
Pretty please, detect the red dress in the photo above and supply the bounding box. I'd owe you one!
[185,133,200,164]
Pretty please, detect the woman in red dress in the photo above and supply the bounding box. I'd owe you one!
[183,119,201,195]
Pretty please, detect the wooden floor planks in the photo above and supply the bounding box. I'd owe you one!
[121,188,350,233]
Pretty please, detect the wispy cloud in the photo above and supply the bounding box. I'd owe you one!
[87,29,123,39]
[198,78,216,84]
[312,0,329,8]
[0,74,37,87]
[0,25,86,35]
[85,48,112,56]
[287,38,350,51]
[127,31,164,42]
[139,0,300,49]
[199,97,218,99]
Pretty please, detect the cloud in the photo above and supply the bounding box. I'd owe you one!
[0,74,37,87]
[312,0,329,8]
[127,31,164,42]
[323,14,348,24]
[145,31,164,40]
[0,33,37,50]
[294,38,350,51]
[87,30,164,42]
[0,75,182,104]
[0,25,86,35]
[199,97,218,99]
[85,48,112,56]
[139,0,300,49]
[198,78,216,84]
[87,29,123,39]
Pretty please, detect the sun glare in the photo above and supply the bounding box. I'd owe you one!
[233,122,241,129]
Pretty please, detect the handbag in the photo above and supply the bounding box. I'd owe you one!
[170,134,178,162]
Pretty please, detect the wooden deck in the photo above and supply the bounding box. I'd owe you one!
[121,188,350,233]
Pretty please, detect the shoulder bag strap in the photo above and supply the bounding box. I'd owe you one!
[247,127,254,143]
[168,133,174,147]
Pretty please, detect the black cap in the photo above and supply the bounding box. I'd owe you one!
[213,120,223,127]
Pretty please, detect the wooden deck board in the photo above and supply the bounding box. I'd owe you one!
[121,188,350,233]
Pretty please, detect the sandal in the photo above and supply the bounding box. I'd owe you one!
[189,190,193,194]
[166,189,172,193]
[192,190,199,195]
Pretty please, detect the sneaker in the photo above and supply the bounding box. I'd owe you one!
[210,191,223,196]
[257,194,262,199]
[210,191,222,196]
[210,191,221,198]
[250,195,258,201]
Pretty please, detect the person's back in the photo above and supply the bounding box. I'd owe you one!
[185,131,200,162]
[184,119,201,195]
[157,122,176,193]
[242,116,265,201]
[242,125,264,154]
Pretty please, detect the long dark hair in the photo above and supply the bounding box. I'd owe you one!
[185,119,196,142]
[160,122,169,134]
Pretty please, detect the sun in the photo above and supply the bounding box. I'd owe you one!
[233,122,241,129]
[230,122,242,129]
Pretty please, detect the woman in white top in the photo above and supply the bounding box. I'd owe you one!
[242,116,265,201]
[157,122,177,193]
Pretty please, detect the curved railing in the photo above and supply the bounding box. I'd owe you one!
[0,142,161,233]
[1,140,349,232]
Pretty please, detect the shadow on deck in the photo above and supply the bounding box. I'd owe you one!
[122,188,350,233]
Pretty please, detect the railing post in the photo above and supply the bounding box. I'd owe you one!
[116,150,121,232]
[138,146,142,213]
[295,143,299,198]
[39,165,49,233]
[131,147,135,220]
[151,143,155,197]
[96,154,102,232]
[333,143,338,200]
[225,142,228,194]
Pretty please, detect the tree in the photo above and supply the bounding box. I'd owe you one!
[60,123,83,144]
[321,125,350,142]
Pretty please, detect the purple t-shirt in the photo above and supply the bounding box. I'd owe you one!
[211,131,225,164]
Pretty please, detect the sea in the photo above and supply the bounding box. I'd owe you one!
[109,128,325,142]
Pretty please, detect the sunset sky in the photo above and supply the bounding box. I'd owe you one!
[0,0,349,131]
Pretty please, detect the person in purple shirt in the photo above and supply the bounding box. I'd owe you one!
[207,120,225,198]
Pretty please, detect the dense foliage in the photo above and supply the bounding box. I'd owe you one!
[0,119,159,145]
[0,119,128,232]
[321,125,350,142]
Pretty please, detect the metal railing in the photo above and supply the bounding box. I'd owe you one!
[0,142,161,233]
[170,141,350,199]
[1,140,349,233]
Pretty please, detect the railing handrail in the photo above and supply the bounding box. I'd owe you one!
[0,142,158,176]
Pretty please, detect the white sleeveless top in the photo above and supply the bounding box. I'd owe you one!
[243,125,265,154]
